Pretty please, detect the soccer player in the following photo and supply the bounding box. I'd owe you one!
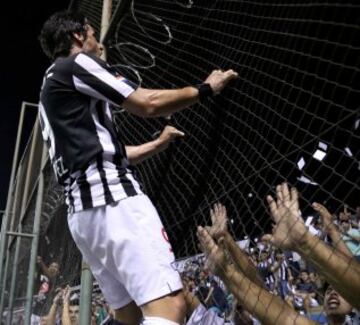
[38,10,238,325]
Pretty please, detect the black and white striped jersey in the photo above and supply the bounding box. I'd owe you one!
[39,52,143,212]
[277,260,289,281]
[258,259,276,286]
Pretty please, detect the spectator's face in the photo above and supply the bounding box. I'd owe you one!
[69,305,80,325]
[300,271,309,282]
[188,279,195,290]
[314,221,321,229]
[260,252,268,261]
[340,220,350,232]
[48,262,59,277]
[309,272,317,282]
[276,252,284,261]
[324,286,352,317]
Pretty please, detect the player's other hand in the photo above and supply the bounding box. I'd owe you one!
[158,125,185,149]
[204,69,238,94]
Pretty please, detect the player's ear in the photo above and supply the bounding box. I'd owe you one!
[72,32,85,45]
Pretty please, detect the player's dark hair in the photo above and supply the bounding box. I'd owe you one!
[39,10,88,60]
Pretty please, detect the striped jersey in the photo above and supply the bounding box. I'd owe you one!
[257,259,276,286]
[277,260,289,281]
[39,52,143,212]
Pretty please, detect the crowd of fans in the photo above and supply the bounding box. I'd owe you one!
[193,184,360,324]
[176,197,360,324]
[5,185,359,324]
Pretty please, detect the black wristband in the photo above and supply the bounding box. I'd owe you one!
[195,83,213,102]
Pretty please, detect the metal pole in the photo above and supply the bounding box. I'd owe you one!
[0,162,24,322]
[78,2,112,324]
[100,0,113,43]
[79,262,93,325]
[6,232,35,239]
[0,102,38,322]
[7,119,40,324]
[101,0,132,47]
[0,258,9,323]
[0,102,26,301]
[6,225,22,324]
[24,145,47,325]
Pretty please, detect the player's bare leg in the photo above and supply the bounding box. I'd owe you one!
[140,290,186,324]
[114,291,186,324]
[114,301,143,325]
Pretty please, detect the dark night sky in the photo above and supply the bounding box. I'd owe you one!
[0,1,70,212]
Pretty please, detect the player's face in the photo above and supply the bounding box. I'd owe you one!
[324,286,352,316]
[82,24,101,56]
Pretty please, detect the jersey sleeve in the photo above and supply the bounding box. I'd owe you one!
[72,53,137,107]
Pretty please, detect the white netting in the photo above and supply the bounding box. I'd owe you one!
[105,0,359,257]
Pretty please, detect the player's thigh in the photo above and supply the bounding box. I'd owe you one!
[104,195,183,307]
[67,211,133,309]
[114,301,142,325]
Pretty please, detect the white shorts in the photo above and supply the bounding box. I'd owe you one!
[67,194,183,309]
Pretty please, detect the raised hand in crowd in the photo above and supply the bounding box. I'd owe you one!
[312,202,352,257]
[61,285,73,325]
[262,182,360,309]
[40,288,62,325]
[197,225,315,325]
[206,203,264,287]
[262,184,306,251]
[206,203,228,239]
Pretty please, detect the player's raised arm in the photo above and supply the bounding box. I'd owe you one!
[125,126,185,165]
[122,69,238,118]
